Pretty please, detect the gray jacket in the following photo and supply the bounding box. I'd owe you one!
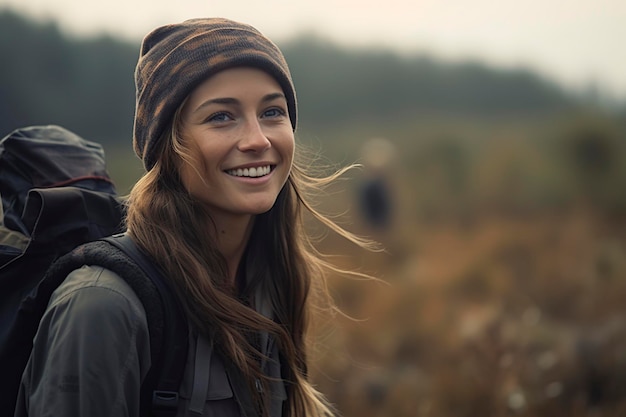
[15,265,286,417]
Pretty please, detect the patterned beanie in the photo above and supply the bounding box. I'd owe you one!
[133,18,297,170]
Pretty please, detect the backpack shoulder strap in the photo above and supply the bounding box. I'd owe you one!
[99,234,189,417]
[101,234,189,416]
[106,236,264,417]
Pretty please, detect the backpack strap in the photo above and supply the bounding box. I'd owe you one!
[100,234,189,417]
[107,235,263,417]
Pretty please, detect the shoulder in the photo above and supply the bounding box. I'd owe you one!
[22,266,153,416]
[36,265,151,368]
[49,265,147,326]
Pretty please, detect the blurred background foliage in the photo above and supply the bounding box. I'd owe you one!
[2,8,626,417]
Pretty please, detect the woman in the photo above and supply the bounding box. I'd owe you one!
[16,18,372,417]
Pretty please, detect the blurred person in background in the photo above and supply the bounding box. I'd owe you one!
[357,137,396,233]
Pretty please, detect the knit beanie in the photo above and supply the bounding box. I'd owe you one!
[133,18,297,170]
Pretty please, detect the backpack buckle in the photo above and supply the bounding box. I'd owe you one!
[152,390,179,410]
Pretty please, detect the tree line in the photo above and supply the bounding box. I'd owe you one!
[0,9,581,146]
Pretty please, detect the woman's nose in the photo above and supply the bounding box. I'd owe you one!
[237,119,271,152]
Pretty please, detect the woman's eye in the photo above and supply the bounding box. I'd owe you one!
[262,108,286,118]
[207,112,233,123]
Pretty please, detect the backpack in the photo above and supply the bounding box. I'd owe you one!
[0,126,188,417]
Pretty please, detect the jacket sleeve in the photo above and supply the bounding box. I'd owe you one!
[15,266,151,417]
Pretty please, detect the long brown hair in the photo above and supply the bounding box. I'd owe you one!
[125,106,375,416]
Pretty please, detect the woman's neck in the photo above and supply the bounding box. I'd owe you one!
[210,213,255,283]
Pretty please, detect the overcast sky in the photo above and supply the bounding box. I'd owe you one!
[2,0,625,100]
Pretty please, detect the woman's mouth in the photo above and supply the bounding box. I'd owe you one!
[226,165,273,178]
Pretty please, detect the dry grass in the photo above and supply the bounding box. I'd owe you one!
[309,203,626,416]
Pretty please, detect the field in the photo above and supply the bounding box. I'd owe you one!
[307,111,625,417]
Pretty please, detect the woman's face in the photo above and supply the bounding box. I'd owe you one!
[178,67,295,220]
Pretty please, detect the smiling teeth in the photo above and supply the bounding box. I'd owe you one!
[227,165,271,177]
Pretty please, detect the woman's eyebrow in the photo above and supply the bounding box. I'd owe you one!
[192,97,238,114]
[262,92,286,103]
[193,92,286,114]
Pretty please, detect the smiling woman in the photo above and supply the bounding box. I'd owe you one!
[178,67,295,223]
[15,17,375,417]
